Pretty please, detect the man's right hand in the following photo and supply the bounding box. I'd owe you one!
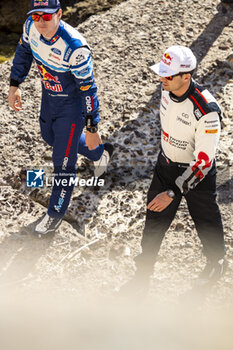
[8,86,22,112]
[147,191,173,212]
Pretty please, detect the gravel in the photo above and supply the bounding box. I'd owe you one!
[0,0,232,308]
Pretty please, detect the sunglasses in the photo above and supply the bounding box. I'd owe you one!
[164,72,185,81]
[31,12,57,22]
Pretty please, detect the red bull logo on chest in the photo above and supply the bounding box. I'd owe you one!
[37,64,63,92]
[162,53,173,66]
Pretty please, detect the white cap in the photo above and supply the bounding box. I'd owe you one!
[150,45,197,77]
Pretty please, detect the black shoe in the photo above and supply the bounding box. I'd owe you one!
[193,259,226,288]
[23,213,62,237]
[94,143,114,179]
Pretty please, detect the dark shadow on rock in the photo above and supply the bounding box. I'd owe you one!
[190,3,233,65]
[217,175,233,204]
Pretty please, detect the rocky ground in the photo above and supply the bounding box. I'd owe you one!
[0,0,127,34]
[0,0,233,347]
[0,0,127,62]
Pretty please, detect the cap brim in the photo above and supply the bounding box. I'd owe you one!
[27,8,60,15]
[150,63,160,74]
[150,62,179,77]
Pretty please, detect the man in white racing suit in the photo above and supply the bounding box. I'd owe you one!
[122,46,226,294]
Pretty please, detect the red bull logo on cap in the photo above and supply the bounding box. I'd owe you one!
[34,1,49,6]
[162,52,173,66]
[37,64,63,92]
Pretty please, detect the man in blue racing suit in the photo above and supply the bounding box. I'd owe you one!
[8,0,113,235]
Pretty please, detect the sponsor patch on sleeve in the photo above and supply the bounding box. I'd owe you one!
[80,85,92,91]
[205,129,218,134]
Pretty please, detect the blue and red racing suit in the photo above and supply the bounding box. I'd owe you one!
[10,17,104,218]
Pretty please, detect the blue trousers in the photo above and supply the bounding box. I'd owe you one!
[39,94,104,218]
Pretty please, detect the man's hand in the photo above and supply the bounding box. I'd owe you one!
[147,191,173,212]
[8,86,22,112]
[85,131,102,150]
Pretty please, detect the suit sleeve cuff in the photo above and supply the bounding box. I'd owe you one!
[10,79,20,87]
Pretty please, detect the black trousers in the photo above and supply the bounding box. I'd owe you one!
[135,152,225,275]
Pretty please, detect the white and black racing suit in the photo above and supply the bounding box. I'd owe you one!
[136,79,225,274]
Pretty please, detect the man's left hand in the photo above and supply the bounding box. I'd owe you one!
[85,131,102,150]
[147,191,173,212]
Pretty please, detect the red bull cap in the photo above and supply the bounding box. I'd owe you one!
[27,0,61,15]
[150,46,197,77]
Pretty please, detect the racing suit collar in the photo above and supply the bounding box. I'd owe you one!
[169,79,195,103]
[40,21,63,45]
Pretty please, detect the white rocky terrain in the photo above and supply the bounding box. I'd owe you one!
[0,0,233,348]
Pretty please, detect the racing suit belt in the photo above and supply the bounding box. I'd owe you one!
[160,150,189,168]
